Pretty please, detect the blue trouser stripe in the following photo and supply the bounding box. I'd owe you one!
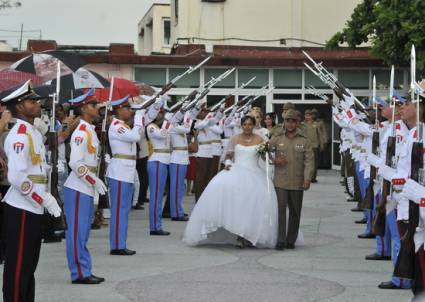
[148,161,168,231]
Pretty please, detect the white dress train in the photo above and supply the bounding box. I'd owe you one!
[183,143,303,248]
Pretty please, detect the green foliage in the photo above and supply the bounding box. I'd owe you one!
[326,0,425,70]
[0,0,21,10]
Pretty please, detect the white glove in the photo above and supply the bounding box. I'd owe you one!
[366,152,384,168]
[343,95,355,107]
[224,159,233,170]
[133,109,144,128]
[154,97,165,109]
[243,105,251,115]
[332,106,339,116]
[57,160,65,173]
[104,154,111,164]
[219,103,226,111]
[377,165,396,182]
[400,179,425,204]
[42,192,61,218]
[81,171,108,195]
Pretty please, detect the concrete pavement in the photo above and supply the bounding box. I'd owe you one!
[1,170,413,301]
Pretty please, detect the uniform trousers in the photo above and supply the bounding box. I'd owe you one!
[386,209,411,288]
[148,161,168,231]
[194,157,213,201]
[64,187,94,281]
[275,188,303,246]
[413,244,425,296]
[136,157,149,204]
[3,203,42,302]
[311,148,319,181]
[170,163,187,218]
[208,155,221,182]
[356,163,372,234]
[108,178,134,250]
[373,191,391,257]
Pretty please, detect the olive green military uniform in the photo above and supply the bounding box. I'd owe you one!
[269,121,314,247]
[302,119,321,182]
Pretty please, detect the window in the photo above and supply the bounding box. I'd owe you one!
[338,70,369,89]
[373,69,404,90]
[274,70,302,89]
[134,67,166,87]
[174,0,179,22]
[163,18,171,46]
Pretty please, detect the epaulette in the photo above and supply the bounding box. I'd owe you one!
[17,124,27,134]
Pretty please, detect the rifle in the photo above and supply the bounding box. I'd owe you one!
[224,83,270,114]
[180,68,236,113]
[303,51,370,120]
[394,45,421,279]
[208,76,256,112]
[96,77,114,210]
[372,67,397,236]
[361,76,379,210]
[140,56,211,110]
[236,85,274,113]
[47,62,67,232]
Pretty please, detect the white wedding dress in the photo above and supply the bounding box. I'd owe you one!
[183,143,288,248]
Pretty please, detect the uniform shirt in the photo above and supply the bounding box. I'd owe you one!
[147,123,171,165]
[3,119,49,214]
[106,118,141,183]
[64,119,100,197]
[302,121,321,149]
[209,124,223,157]
[269,129,314,190]
[169,113,192,165]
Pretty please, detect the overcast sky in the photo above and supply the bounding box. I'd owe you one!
[0,0,169,49]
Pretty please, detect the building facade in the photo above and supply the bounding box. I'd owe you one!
[138,3,172,55]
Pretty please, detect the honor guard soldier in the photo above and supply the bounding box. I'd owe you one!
[107,96,144,254]
[169,110,192,221]
[63,89,107,284]
[147,104,171,235]
[1,80,62,300]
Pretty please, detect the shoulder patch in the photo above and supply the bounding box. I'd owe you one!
[17,124,27,134]
[79,124,87,131]
[113,120,120,126]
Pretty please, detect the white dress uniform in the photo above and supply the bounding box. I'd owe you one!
[147,119,171,232]
[1,80,61,301]
[169,111,193,219]
[107,116,142,251]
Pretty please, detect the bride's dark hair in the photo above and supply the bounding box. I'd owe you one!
[241,115,256,125]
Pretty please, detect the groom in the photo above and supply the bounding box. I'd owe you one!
[269,109,314,250]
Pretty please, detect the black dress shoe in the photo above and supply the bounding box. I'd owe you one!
[351,207,363,212]
[365,253,391,261]
[43,235,62,243]
[132,203,144,210]
[150,230,170,236]
[171,216,189,221]
[286,243,295,249]
[355,218,367,224]
[110,248,136,256]
[358,233,375,239]
[90,274,105,283]
[72,276,102,284]
[347,197,358,202]
[378,281,403,289]
[162,213,171,218]
[184,213,188,218]
[275,242,285,250]
[311,179,318,183]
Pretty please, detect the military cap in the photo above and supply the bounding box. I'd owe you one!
[311,108,318,114]
[283,102,295,110]
[304,109,312,115]
[68,88,98,108]
[1,80,42,104]
[283,109,299,120]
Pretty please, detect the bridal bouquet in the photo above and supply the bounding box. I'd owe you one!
[256,142,270,156]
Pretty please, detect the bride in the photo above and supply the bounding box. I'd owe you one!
[183,115,280,248]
